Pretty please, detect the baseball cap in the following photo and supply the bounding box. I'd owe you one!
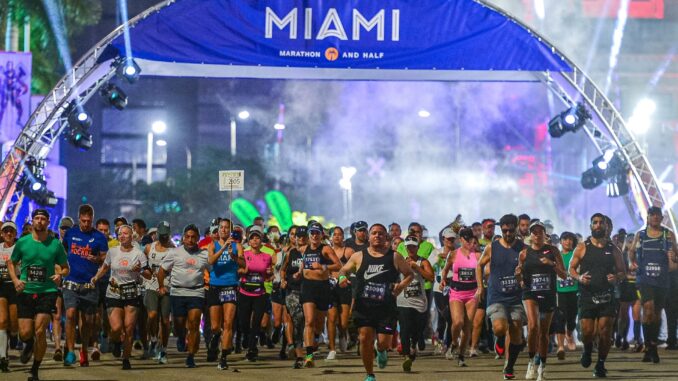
[442,227,457,239]
[354,221,368,231]
[113,216,128,226]
[1,221,17,231]
[529,220,546,233]
[648,206,663,216]
[31,209,50,219]
[248,225,264,238]
[157,221,171,236]
[296,226,308,237]
[404,235,419,246]
[59,216,74,229]
[147,227,157,235]
[308,222,323,234]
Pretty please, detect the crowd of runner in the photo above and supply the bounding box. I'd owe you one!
[1,204,677,381]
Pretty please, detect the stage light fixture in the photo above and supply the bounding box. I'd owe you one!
[100,83,128,110]
[63,103,93,151]
[581,149,630,197]
[114,56,141,84]
[548,102,592,138]
[21,157,58,207]
[606,173,629,197]
[581,167,605,189]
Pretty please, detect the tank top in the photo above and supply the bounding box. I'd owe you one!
[487,239,524,306]
[285,248,303,291]
[0,243,14,283]
[522,245,558,297]
[396,258,427,313]
[579,238,616,297]
[636,228,670,288]
[556,250,578,293]
[355,249,399,307]
[451,248,478,291]
[239,250,271,297]
[209,240,239,287]
[303,243,328,270]
[144,242,170,291]
[336,246,349,265]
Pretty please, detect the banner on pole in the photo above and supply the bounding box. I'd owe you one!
[219,170,245,191]
[0,52,31,144]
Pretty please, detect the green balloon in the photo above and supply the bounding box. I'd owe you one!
[230,198,260,227]
[265,190,293,231]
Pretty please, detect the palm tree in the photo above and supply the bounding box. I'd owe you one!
[1,0,102,94]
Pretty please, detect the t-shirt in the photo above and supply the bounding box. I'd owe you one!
[161,245,210,298]
[0,243,15,283]
[105,246,148,299]
[397,240,435,289]
[63,227,109,284]
[144,242,172,291]
[11,234,68,294]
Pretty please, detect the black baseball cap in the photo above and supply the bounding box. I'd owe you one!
[354,221,368,231]
[31,209,50,219]
[308,222,323,234]
[296,226,308,237]
[648,206,662,216]
[113,216,128,225]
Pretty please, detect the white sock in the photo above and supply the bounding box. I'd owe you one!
[0,330,7,358]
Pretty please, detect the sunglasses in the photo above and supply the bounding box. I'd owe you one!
[501,228,514,233]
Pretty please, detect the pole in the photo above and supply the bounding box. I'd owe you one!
[5,7,12,51]
[146,132,153,184]
[230,118,237,157]
[23,15,29,52]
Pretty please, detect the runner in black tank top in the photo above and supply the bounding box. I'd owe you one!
[327,226,354,359]
[337,224,413,381]
[280,226,306,368]
[569,213,624,378]
[516,221,566,380]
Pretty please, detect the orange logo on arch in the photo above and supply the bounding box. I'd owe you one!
[325,47,339,61]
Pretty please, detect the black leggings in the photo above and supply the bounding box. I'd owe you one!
[237,293,267,352]
[398,307,426,357]
[434,292,451,346]
[555,292,578,334]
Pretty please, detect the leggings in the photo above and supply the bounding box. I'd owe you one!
[398,307,426,357]
[434,292,451,346]
[237,292,267,352]
[555,291,578,334]
[285,290,304,349]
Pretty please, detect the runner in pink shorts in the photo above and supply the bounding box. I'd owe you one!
[441,228,480,366]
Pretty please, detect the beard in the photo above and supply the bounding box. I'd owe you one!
[591,229,606,239]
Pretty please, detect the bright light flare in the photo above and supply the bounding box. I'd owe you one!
[238,110,250,120]
[152,120,167,134]
[274,123,286,130]
[628,98,656,135]
[156,139,167,147]
[418,109,431,118]
[339,166,357,190]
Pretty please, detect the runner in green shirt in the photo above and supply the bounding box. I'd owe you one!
[9,208,69,381]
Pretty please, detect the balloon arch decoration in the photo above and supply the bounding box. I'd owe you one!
[0,0,672,230]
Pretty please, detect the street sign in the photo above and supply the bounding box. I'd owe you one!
[219,170,244,191]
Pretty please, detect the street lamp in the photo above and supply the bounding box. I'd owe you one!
[231,109,250,157]
[339,166,357,222]
[147,120,166,184]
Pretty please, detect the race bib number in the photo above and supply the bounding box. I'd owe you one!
[247,273,263,284]
[119,282,139,300]
[404,281,422,298]
[530,273,552,292]
[558,277,575,289]
[500,275,518,293]
[645,263,662,278]
[27,266,47,283]
[0,265,9,281]
[219,288,237,303]
[151,264,160,274]
[362,281,388,302]
[458,267,476,282]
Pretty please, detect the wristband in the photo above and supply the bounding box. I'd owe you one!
[338,275,347,282]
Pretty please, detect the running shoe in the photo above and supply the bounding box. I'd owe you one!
[20,339,33,364]
[148,341,157,359]
[52,348,63,362]
[525,358,536,380]
[651,346,660,363]
[494,340,505,357]
[556,349,565,360]
[402,356,413,372]
[445,344,457,360]
[469,348,479,358]
[503,365,515,380]
[634,342,644,353]
[325,350,337,361]
[79,348,89,367]
[122,358,131,370]
[364,374,376,381]
[287,344,296,359]
[303,354,315,368]
[621,340,630,351]
[27,368,39,381]
[536,364,546,381]
[433,341,444,356]
[246,349,258,362]
[133,339,143,350]
[593,361,607,378]
[374,342,388,369]
[580,351,592,368]
[185,355,197,368]
[217,356,229,370]
[158,352,168,364]
[458,355,467,367]
[91,347,101,361]
[293,357,304,369]
[642,349,652,363]
[63,351,76,366]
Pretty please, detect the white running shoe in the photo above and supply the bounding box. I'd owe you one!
[445,345,457,360]
[525,358,536,380]
[536,363,546,381]
[326,350,337,361]
[433,342,444,356]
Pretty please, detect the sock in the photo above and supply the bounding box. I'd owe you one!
[496,335,505,349]
[584,342,593,354]
[643,323,653,345]
[0,330,7,358]
[507,343,521,369]
[31,359,41,373]
[633,320,641,342]
[306,346,314,356]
